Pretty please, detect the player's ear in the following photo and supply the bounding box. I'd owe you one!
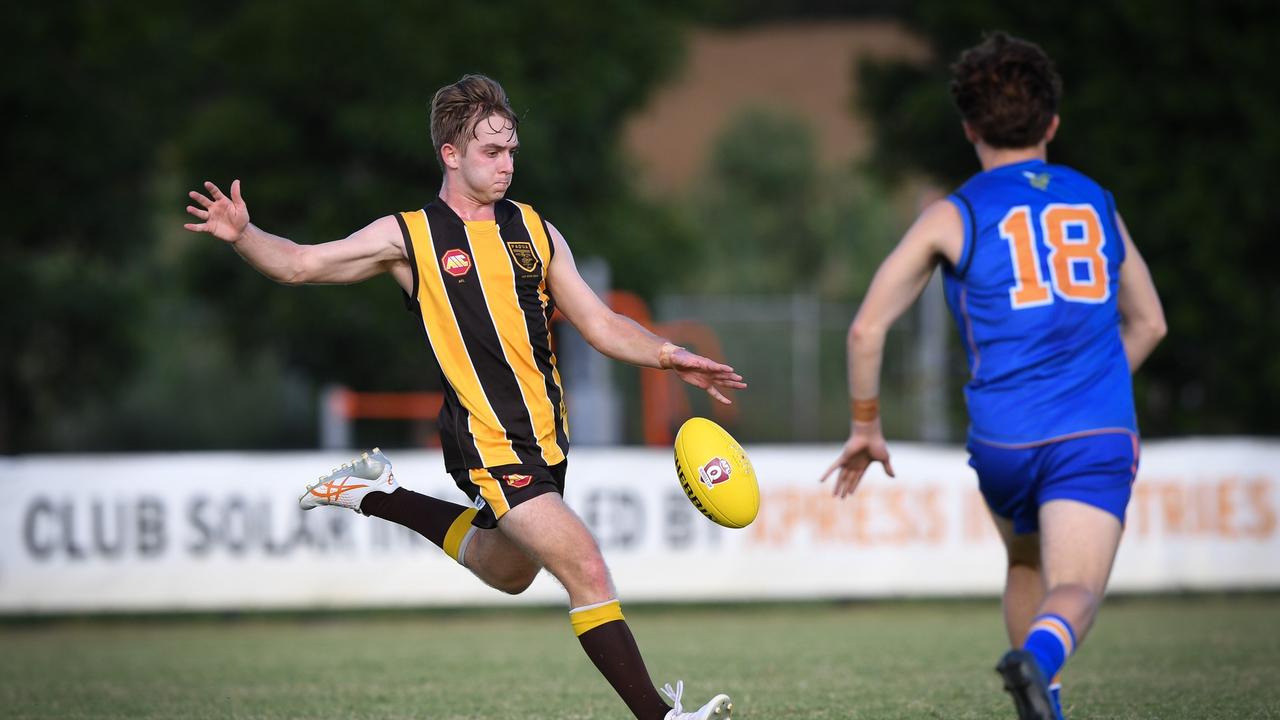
[961,121,981,145]
[441,143,461,170]
[1043,114,1061,143]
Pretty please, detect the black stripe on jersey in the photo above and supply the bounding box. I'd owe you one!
[952,191,979,278]
[395,213,420,311]
[538,215,557,262]
[398,210,483,468]
[438,374,483,470]
[501,205,570,455]
[425,202,543,466]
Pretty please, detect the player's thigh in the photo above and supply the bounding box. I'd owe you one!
[989,508,1040,567]
[463,526,541,577]
[499,493,605,571]
[449,461,567,530]
[1036,432,1135,592]
[1039,499,1123,594]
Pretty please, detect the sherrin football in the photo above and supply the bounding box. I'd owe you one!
[674,417,759,528]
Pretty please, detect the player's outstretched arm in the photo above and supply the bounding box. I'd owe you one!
[1114,213,1167,373]
[184,179,409,287]
[545,222,746,405]
[822,200,961,498]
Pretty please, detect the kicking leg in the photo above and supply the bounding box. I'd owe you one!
[303,450,543,593]
[360,485,545,594]
[499,493,730,720]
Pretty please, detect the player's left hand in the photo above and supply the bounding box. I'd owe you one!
[667,349,747,405]
[820,422,895,498]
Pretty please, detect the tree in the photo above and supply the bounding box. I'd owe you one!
[3,1,693,451]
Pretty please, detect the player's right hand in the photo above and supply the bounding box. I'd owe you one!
[185,179,249,243]
[820,422,895,499]
[666,348,747,405]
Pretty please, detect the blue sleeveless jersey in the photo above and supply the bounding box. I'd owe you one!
[943,159,1136,446]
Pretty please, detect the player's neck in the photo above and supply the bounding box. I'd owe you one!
[438,179,497,222]
[976,143,1048,172]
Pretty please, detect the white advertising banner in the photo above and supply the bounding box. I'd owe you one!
[0,439,1276,613]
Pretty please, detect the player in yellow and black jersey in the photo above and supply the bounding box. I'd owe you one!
[396,195,569,514]
[185,74,744,720]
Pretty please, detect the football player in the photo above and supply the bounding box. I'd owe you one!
[186,74,744,720]
[822,32,1166,720]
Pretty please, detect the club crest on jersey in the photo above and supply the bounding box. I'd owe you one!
[699,457,731,489]
[506,241,538,273]
[1023,171,1052,190]
[441,249,472,277]
[503,473,533,488]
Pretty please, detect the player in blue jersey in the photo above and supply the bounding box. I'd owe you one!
[821,32,1166,720]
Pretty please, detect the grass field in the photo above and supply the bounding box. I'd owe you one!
[2,595,1277,719]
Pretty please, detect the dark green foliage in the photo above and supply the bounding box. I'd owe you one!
[2,1,691,451]
[682,108,901,298]
[857,1,1280,434]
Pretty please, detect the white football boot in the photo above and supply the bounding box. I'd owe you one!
[662,680,733,720]
[300,448,397,514]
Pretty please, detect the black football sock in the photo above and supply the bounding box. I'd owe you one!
[359,488,477,561]
[572,601,670,719]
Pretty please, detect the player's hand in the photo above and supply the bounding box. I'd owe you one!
[820,421,895,498]
[667,349,747,405]
[185,179,250,243]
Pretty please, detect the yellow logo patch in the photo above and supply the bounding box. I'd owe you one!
[506,241,538,273]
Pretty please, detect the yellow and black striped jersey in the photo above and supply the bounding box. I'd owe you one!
[397,198,569,471]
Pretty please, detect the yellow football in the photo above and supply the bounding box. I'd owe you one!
[674,417,759,528]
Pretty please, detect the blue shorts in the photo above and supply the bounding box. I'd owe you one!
[968,431,1139,535]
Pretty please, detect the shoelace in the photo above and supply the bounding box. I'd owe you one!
[660,680,685,713]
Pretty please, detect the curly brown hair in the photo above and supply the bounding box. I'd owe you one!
[429,74,519,170]
[949,32,1062,149]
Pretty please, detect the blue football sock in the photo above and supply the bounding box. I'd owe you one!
[1049,679,1064,719]
[1023,613,1076,683]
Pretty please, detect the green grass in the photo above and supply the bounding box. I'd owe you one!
[2,595,1277,719]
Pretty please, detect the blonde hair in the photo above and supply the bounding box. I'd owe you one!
[430,74,519,169]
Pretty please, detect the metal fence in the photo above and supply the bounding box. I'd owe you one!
[646,279,963,445]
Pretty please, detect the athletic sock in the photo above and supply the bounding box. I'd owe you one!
[1049,677,1064,719]
[1022,613,1076,683]
[572,600,670,720]
[359,488,477,562]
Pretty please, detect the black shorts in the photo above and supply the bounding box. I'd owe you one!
[450,461,568,529]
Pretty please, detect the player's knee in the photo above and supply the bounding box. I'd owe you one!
[1049,581,1101,611]
[493,567,539,595]
[574,554,613,597]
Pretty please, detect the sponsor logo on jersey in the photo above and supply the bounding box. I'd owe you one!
[473,494,486,510]
[503,473,533,488]
[699,457,732,489]
[506,241,538,273]
[441,249,472,277]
